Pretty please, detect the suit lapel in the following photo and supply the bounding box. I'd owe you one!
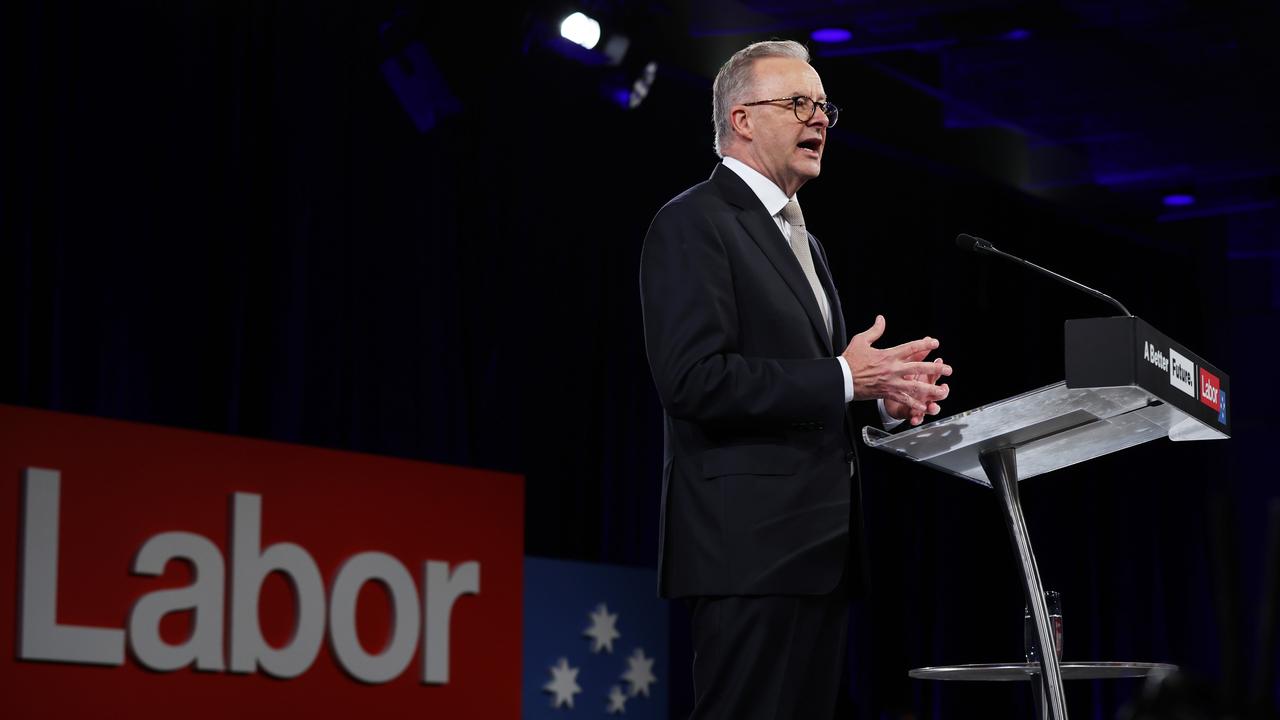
[810,239,845,354]
[711,165,831,350]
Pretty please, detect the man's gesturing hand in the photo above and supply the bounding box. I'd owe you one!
[842,315,952,425]
[885,354,949,426]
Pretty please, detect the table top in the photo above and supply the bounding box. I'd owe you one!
[909,661,1178,682]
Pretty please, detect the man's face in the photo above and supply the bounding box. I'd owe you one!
[737,56,830,197]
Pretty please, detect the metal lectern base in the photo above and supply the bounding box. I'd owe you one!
[980,446,1070,720]
[913,447,1174,720]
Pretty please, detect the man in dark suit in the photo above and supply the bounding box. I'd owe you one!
[639,40,953,718]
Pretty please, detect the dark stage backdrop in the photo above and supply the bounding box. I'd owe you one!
[6,2,1273,717]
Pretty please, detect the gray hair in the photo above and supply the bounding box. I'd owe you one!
[712,40,811,157]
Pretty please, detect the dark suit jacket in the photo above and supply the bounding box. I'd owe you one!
[640,163,868,599]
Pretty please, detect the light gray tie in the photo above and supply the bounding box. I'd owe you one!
[780,199,831,337]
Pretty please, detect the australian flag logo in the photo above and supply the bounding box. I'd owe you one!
[1218,389,1227,425]
[523,557,669,718]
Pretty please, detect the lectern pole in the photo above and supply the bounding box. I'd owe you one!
[980,446,1068,720]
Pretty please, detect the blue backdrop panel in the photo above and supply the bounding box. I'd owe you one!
[524,557,670,718]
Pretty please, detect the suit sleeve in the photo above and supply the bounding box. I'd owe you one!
[639,201,844,426]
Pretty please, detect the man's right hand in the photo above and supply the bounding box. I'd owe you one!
[842,315,952,416]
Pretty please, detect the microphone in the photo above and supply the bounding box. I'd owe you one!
[955,233,1133,317]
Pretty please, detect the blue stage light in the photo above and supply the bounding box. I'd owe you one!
[811,28,852,44]
[1163,193,1196,207]
[1003,28,1033,41]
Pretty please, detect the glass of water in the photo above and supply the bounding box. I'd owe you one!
[1024,590,1063,663]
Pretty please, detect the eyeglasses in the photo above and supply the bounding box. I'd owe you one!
[742,96,839,127]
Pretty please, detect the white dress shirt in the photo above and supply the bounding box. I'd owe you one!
[721,156,901,428]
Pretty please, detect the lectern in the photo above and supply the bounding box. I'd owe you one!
[864,316,1231,720]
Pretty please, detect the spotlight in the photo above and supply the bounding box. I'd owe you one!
[560,12,601,50]
[528,9,657,111]
[1163,193,1196,207]
[545,11,627,66]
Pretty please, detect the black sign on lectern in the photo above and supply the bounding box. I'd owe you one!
[1066,316,1230,438]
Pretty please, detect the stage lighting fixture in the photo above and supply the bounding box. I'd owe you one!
[560,12,601,50]
[624,61,658,109]
[601,34,631,66]
[529,9,655,111]
[378,13,461,134]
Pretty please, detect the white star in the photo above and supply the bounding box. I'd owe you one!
[621,647,657,697]
[584,602,621,654]
[544,657,582,709]
[606,684,629,714]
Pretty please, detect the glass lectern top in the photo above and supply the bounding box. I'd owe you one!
[862,381,1219,487]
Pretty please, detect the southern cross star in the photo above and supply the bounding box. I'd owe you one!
[584,602,621,653]
[606,684,629,714]
[621,647,657,697]
[544,657,582,709]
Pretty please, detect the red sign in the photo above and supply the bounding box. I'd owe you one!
[1199,367,1221,411]
[0,405,523,717]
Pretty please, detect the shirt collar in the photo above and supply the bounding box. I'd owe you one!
[721,156,794,218]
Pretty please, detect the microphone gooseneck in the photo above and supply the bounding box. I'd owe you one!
[955,233,1133,317]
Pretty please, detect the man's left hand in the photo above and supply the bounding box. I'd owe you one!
[884,352,949,426]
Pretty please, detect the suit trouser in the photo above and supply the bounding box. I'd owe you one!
[686,580,852,720]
